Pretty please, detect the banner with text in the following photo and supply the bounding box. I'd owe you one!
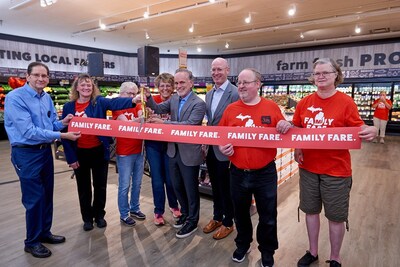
[69,117,362,149]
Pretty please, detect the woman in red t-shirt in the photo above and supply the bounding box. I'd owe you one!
[372,91,392,144]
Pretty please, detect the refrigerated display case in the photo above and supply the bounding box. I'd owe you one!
[289,84,317,102]
[336,84,353,97]
[261,85,288,107]
[392,83,400,122]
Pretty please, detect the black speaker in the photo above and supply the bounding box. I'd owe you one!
[138,46,159,77]
[87,52,104,77]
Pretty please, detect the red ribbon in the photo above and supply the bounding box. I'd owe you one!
[69,117,362,149]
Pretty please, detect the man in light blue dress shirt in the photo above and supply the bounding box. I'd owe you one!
[4,62,80,258]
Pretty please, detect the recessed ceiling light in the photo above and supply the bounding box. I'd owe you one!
[189,24,194,33]
[288,4,296,16]
[143,7,149,19]
[245,13,251,24]
[197,47,202,52]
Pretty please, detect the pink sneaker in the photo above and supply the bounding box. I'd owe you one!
[169,207,182,218]
[154,214,165,226]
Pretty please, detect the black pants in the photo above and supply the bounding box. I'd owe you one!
[230,161,278,256]
[206,147,234,227]
[74,145,109,223]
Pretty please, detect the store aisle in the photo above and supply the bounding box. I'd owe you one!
[0,137,399,267]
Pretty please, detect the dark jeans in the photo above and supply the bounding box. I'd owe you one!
[230,161,278,255]
[74,145,109,223]
[169,151,200,225]
[146,141,179,215]
[11,146,54,247]
[206,147,234,227]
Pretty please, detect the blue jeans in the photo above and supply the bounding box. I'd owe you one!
[146,141,179,215]
[230,161,278,256]
[116,153,144,219]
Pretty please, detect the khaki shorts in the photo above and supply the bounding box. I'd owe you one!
[299,168,352,222]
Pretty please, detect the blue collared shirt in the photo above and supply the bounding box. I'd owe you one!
[4,83,64,146]
[211,79,229,119]
[178,91,192,120]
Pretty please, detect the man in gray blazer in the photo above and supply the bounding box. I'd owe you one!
[145,68,206,239]
[202,57,239,240]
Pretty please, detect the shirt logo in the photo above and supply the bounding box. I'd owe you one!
[304,106,334,128]
[75,111,87,117]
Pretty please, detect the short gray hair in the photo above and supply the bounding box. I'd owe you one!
[120,81,138,94]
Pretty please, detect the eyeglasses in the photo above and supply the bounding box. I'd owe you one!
[312,71,336,77]
[30,73,49,79]
[237,80,257,86]
[210,67,227,73]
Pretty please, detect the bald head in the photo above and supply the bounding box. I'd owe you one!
[211,57,230,87]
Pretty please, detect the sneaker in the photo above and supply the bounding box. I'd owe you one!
[169,207,182,218]
[380,138,385,144]
[95,218,107,228]
[260,252,274,267]
[130,211,146,220]
[232,247,251,263]
[176,222,198,238]
[83,221,94,231]
[326,260,342,267]
[372,138,378,143]
[174,215,186,229]
[297,250,318,267]
[120,216,136,227]
[154,214,165,226]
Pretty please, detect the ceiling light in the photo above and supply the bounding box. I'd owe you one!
[288,4,296,16]
[143,7,149,19]
[40,0,57,7]
[300,32,304,39]
[99,20,106,30]
[209,0,216,3]
[189,24,194,33]
[197,47,202,52]
[225,42,229,49]
[245,13,251,24]
[145,32,150,40]
[355,25,361,34]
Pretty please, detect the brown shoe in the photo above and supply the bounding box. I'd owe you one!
[213,225,234,240]
[203,219,222,233]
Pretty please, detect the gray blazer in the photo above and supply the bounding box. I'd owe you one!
[205,82,239,161]
[147,92,206,166]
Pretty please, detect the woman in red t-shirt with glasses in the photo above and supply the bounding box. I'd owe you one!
[372,91,392,144]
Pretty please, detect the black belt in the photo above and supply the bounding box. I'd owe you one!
[231,161,274,173]
[13,143,51,149]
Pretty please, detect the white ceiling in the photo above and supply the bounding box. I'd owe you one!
[1,0,400,55]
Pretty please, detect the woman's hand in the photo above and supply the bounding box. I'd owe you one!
[69,161,80,169]
[294,148,304,164]
[218,143,234,156]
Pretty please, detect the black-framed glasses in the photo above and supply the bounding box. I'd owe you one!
[312,71,336,77]
[237,80,257,86]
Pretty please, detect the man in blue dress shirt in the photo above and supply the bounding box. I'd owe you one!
[4,62,81,258]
